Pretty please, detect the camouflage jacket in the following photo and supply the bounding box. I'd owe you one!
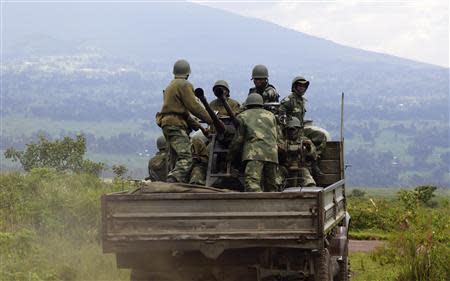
[147,150,168,181]
[248,84,279,103]
[191,138,209,165]
[159,79,213,129]
[279,92,306,123]
[229,108,279,163]
[209,97,241,117]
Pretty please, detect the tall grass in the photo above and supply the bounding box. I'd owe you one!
[0,168,130,281]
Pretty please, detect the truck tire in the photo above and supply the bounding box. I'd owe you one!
[335,242,349,281]
[314,249,332,281]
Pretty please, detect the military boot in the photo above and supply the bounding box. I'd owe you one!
[311,160,324,177]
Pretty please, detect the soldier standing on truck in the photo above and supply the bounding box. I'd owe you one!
[280,76,329,177]
[248,64,280,103]
[228,93,279,192]
[209,80,241,117]
[156,59,213,183]
[280,117,317,187]
[146,136,168,182]
[189,130,209,185]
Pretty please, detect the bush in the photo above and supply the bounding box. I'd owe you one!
[0,170,130,281]
[4,135,104,176]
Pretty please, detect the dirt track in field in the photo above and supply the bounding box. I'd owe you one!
[349,240,385,253]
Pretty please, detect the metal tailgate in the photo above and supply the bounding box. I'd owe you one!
[102,191,321,253]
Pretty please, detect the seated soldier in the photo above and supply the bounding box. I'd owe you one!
[146,136,168,182]
[280,76,329,177]
[189,130,209,185]
[280,117,317,187]
[248,64,279,103]
[209,80,241,117]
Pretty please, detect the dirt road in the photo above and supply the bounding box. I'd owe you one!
[349,240,385,253]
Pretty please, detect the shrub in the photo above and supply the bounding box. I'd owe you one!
[4,135,104,176]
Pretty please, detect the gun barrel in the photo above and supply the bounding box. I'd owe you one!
[218,95,239,127]
[194,88,226,134]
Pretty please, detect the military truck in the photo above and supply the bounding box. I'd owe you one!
[101,91,349,281]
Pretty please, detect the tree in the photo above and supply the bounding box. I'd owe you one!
[112,164,128,180]
[4,134,104,176]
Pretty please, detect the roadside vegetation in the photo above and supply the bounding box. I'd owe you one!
[348,187,450,281]
[1,136,449,280]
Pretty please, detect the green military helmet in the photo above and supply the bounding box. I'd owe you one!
[156,135,167,150]
[212,80,230,92]
[291,76,310,89]
[245,93,264,107]
[173,59,191,78]
[251,64,269,79]
[287,117,302,128]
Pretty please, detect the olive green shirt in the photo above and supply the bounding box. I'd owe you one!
[148,150,168,181]
[209,97,241,117]
[229,108,279,163]
[191,138,209,165]
[160,79,213,129]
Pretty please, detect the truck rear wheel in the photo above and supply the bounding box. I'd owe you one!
[335,242,349,281]
[314,249,332,281]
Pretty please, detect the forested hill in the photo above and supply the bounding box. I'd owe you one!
[2,2,449,186]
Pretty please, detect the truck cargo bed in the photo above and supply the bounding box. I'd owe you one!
[102,180,346,254]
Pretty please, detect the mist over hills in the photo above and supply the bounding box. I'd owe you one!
[2,2,449,186]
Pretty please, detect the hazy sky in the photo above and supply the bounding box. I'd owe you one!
[194,0,449,67]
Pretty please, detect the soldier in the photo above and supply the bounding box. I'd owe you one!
[279,76,329,176]
[280,117,317,187]
[157,59,213,183]
[248,64,279,103]
[189,130,209,185]
[146,136,168,182]
[209,80,241,117]
[228,94,279,192]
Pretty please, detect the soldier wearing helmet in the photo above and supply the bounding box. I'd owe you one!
[279,117,317,187]
[188,130,209,185]
[146,136,168,182]
[248,64,280,103]
[280,76,329,177]
[157,59,213,183]
[228,94,280,192]
[209,80,241,117]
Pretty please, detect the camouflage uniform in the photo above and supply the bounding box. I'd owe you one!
[147,150,168,182]
[157,60,213,183]
[228,94,279,192]
[279,77,328,156]
[281,138,317,188]
[248,84,279,103]
[189,137,209,185]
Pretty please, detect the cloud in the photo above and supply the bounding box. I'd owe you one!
[195,0,449,67]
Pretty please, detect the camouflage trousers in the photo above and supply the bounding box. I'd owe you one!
[162,125,192,183]
[304,126,329,156]
[244,160,278,192]
[189,162,207,185]
[279,166,316,188]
